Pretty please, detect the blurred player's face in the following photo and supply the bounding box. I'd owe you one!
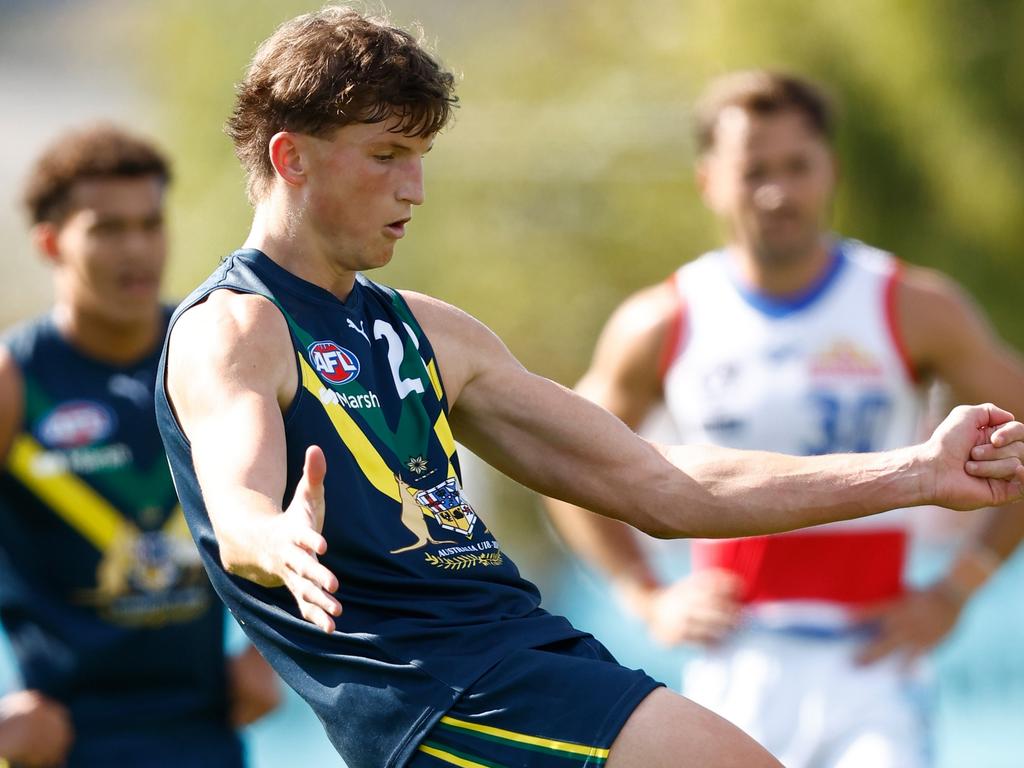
[44,176,167,326]
[699,108,836,267]
[300,118,430,272]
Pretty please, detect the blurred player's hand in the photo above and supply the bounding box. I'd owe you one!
[854,584,963,666]
[272,445,342,633]
[639,570,743,647]
[0,689,74,767]
[229,645,282,727]
[923,404,1024,509]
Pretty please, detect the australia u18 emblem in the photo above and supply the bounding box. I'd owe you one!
[308,340,360,385]
[415,478,478,538]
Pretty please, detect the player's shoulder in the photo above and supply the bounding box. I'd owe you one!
[601,276,684,351]
[894,262,976,316]
[171,288,291,368]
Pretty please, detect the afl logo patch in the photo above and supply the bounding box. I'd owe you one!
[38,401,117,448]
[308,340,360,385]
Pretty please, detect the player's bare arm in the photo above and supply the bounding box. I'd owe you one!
[0,348,24,464]
[166,290,342,632]
[856,265,1024,663]
[0,690,74,768]
[406,292,1024,538]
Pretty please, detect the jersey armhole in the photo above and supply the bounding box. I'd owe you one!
[656,271,688,383]
[883,259,920,385]
[160,287,306,444]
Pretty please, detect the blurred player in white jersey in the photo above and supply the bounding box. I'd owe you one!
[547,70,1024,768]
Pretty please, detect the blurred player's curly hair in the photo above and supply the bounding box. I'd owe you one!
[227,4,459,204]
[23,124,171,225]
[695,70,837,153]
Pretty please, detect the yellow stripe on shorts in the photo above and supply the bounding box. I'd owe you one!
[439,716,610,759]
[417,743,497,768]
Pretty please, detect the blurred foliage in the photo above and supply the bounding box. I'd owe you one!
[131,0,1024,385]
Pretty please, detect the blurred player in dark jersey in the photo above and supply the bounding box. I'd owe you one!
[0,124,280,767]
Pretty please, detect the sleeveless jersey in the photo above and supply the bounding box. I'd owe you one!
[0,312,237,760]
[661,240,924,619]
[156,249,582,768]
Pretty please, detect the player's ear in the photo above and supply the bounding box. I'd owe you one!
[31,222,62,265]
[268,132,307,188]
[695,155,718,209]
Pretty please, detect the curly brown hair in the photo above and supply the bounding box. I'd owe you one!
[695,70,836,154]
[227,5,459,204]
[22,123,171,225]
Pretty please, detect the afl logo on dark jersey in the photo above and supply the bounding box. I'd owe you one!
[37,400,117,448]
[308,340,361,385]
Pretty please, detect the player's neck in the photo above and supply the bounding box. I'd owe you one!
[729,239,834,298]
[245,202,358,302]
[52,302,162,366]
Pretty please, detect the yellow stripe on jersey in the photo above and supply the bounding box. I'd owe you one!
[7,434,132,552]
[433,411,456,460]
[417,744,495,768]
[438,716,611,759]
[298,355,400,502]
[426,359,444,400]
[161,505,189,537]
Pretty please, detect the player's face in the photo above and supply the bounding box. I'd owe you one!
[48,176,167,325]
[699,108,836,266]
[301,118,431,272]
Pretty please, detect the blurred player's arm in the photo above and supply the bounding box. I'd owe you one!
[859,266,1024,663]
[0,353,77,766]
[543,285,673,618]
[0,347,24,465]
[529,285,739,642]
[540,285,743,643]
[0,690,74,768]
[166,291,341,633]
[408,292,1024,540]
[228,644,281,727]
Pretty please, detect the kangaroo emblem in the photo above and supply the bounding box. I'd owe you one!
[390,475,456,554]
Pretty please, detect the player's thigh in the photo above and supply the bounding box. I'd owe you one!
[607,687,782,768]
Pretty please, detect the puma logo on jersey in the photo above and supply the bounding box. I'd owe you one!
[346,319,370,344]
[308,340,361,384]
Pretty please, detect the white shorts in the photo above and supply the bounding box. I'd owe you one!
[682,625,931,768]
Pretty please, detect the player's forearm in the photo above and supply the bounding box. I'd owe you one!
[639,443,929,539]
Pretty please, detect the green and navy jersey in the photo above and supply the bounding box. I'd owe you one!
[156,249,583,768]
[0,312,240,765]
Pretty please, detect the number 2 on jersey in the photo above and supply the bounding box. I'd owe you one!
[373,320,426,399]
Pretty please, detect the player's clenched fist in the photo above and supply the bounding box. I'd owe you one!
[924,404,1024,510]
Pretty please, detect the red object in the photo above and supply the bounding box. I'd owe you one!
[692,529,907,606]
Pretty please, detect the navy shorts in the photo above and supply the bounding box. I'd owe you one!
[408,636,662,767]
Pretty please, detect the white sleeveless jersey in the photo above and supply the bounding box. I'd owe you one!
[661,240,925,615]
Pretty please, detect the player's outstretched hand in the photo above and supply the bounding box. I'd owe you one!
[0,689,74,768]
[924,404,1024,510]
[275,445,342,633]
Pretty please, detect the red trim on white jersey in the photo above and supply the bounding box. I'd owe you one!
[657,271,687,382]
[884,260,920,385]
[692,529,907,606]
